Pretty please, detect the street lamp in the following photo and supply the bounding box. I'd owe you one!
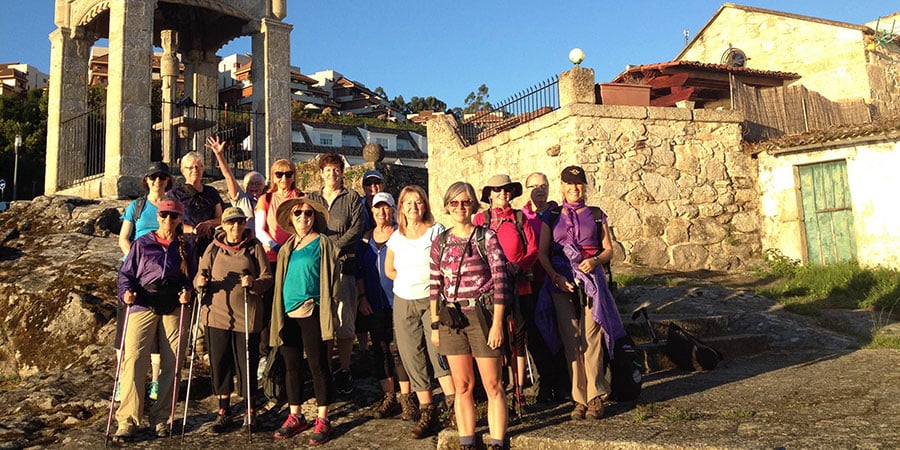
[13,134,21,201]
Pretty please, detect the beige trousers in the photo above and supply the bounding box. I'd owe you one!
[551,291,610,405]
[115,308,188,429]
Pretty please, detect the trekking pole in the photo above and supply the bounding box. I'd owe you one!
[507,313,524,420]
[169,292,188,438]
[105,303,131,448]
[242,270,253,442]
[181,271,207,442]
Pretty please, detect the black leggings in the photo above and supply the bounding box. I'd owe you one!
[206,326,260,398]
[367,308,409,383]
[279,312,332,406]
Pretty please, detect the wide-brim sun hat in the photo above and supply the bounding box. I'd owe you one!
[480,174,523,203]
[276,197,329,235]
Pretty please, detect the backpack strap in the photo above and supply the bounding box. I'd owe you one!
[129,195,148,241]
[483,209,527,249]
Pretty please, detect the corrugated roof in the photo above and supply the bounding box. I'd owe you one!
[612,60,800,82]
[744,115,900,155]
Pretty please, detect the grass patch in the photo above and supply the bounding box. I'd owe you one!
[661,406,699,422]
[866,334,900,350]
[632,403,657,422]
[755,255,900,311]
[0,373,21,389]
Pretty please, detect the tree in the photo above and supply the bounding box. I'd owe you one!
[462,84,492,114]
[391,95,408,113]
[0,89,48,200]
[374,86,387,100]
[407,96,447,113]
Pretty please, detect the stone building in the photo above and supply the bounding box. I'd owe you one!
[45,0,293,199]
[427,3,900,271]
[677,3,900,115]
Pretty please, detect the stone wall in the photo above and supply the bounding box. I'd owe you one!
[427,73,760,271]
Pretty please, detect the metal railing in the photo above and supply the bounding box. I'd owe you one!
[58,105,106,190]
[460,75,559,145]
[152,101,264,177]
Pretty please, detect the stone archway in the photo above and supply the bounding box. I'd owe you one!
[46,0,292,198]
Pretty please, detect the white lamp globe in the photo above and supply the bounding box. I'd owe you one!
[569,48,585,65]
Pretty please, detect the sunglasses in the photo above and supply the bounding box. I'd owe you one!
[158,211,180,220]
[147,173,169,181]
[292,209,315,218]
[224,218,247,225]
[275,171,294,179]
[448,200,474,209]
[491,186,513,194]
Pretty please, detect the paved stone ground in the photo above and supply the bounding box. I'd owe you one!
[3,271,898,450]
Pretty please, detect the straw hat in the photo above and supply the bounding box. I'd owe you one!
[480,174,523,203]
[275,197,329,235]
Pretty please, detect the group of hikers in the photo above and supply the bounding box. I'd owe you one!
[108,135,626,449]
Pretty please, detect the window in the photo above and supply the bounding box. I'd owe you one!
[721,47,747,67]
[376,137,390,148]
[320,133,333,146]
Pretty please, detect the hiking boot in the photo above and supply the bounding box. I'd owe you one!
[372,392,400,419]
[571,402,587,420]
[147,381,159,401]
[410,403,438,439]
[444,393,456,428]
[154,422,170,438]
[586,396,604,420]
[399,393,418,421]
[486,443,506,450]
[274,413,311,439]
[211,408,233,433]
[113,421,135,442]
[308,417,332,446]
[334,368,354,396]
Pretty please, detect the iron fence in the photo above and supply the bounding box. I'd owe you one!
[152,101,264,177]
[460,75,559,145]
[58,105,106,190]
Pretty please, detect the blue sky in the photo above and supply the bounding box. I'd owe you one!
[0,1,894,108]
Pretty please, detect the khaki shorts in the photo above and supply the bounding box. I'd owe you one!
[334,272,359,340]
[438,309,503,358]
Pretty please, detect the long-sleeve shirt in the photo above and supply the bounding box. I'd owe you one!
[429,228,508,307]
[307,188,364,270]
[473,207,538,295]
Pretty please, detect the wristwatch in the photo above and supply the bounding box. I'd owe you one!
[431,321,440,330]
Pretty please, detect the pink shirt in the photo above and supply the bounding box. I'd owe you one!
[473,207,538,295]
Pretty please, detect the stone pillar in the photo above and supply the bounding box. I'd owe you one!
[45,27,92,195]
[559,66,596,106]
[104,0,156,198]
[184,49,219,154]
[160,30,179,165]
[251,18,293,178]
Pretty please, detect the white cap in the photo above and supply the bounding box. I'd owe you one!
[372,192,395,208]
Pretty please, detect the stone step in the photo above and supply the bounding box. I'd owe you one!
[625,314,732,342]
[638,332,770,373]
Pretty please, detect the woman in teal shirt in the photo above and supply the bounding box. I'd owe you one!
[268,198,341,445]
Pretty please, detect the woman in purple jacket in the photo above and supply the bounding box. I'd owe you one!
[114,199,196,441]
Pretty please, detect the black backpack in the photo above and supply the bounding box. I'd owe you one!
[665,322,723,371]
[261,351,287,404]
[605,336,644,402]
[480,209,528,249]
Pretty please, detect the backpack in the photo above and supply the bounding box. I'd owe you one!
[481,209,528,249]
[547,205,616,293]
[261,351,287,403]
[605,336,644,402]
[126,196,148,241]
[437,226,489,264]
[665,322,723,371]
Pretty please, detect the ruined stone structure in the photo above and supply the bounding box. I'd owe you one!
[46,0,293,198]
[427,67,760,271]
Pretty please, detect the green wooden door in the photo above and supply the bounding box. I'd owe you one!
[798,160,856,265]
